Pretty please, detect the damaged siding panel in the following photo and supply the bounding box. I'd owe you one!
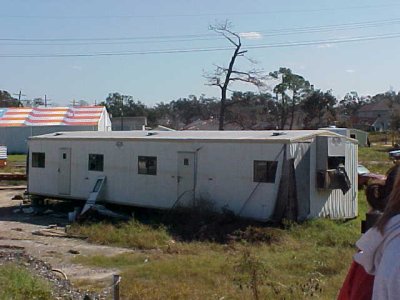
[289,142,313,220]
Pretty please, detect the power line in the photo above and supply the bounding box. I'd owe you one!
[1,32,400,58]
[0,3,398,19]
[2,17,400,45]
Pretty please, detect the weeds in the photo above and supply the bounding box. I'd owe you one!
[233,248,267,300]
[0,264,52,300]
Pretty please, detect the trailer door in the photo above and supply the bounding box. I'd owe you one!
[177,152,196,206]
[58,148,71,195]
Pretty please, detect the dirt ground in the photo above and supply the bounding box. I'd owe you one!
[0,188,133,294]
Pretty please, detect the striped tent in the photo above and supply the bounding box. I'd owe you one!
[0,106,105,127]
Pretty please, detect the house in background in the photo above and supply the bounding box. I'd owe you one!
[0,106,111,153]
[352,100,400,131]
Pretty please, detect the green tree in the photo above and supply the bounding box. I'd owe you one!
[101,92,147,118]
[301,90,337,128]
[226,92,277,129]
[0,90,19,107]
[270,68,311,129]
[338,91,365,117]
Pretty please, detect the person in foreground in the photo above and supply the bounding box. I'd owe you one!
[339,168,400,299]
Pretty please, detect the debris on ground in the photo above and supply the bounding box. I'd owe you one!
[78,205,130,222]
[11,194,24,200]
[31,229,84,239]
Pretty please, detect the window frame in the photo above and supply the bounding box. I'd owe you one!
[138,156,157,175]
[253,160,278,183]
[32,152,45,168]
[88,154,104,172]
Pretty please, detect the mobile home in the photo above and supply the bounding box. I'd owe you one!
[27,130,358,221]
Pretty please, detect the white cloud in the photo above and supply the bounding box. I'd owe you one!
[345,69,355,73]
[317,43,334,49]
[72,65,82,71]
[239,32,263,40]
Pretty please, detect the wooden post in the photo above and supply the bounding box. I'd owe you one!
[113,274,121,300]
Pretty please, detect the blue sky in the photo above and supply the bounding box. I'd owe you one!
[1,0,400,106]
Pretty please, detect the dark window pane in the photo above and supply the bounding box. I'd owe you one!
[32,152,45,168]
[138,156,157,175]
[253,160,278,183]
[88,154,104,171]
[328,156,345,169]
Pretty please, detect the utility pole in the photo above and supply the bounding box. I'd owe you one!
[44,95,47,107]
[120,96,125,131]
[13,90,26,107]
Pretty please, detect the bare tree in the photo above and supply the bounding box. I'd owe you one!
[205,21,267,130]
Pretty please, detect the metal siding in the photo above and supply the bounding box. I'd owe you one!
[318,142,358,218]
[0,146,7,159]
[0,125,99,153]
[28,138,286,221]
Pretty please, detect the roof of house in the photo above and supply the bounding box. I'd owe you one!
[0,106,105,127]
[30,129,357,144]
[357,100,400,113]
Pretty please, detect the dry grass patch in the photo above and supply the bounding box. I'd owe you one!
[67,220,171,250]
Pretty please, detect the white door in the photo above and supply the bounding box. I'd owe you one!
[58,148,71,195]
[177,152,196,206]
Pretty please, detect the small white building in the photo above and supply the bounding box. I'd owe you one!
[27,130,358,221]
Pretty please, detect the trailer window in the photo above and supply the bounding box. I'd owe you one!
[138,156,157,175]
[328,156,345,169]
[88,154,104,171]
[32,152,45,168]
[253,160,278,183]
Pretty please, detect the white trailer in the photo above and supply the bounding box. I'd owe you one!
[27,130,358,221]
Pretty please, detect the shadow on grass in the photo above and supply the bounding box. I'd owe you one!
[1,194,284,246]
[97,200,284,245]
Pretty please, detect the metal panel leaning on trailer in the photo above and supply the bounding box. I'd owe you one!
[27,130,358,222]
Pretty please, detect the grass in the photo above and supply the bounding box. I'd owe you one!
[1,154,27,173]
[67,220,171,250]
[72,217,360,299]
[71,200,369,299]
[359,144,393,174]
[0,264,52,300]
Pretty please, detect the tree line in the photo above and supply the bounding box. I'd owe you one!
[100,88,400,130]
[2,87,400,130]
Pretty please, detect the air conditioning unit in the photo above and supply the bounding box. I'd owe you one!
[317,169,340,189]
[316,168,351,194]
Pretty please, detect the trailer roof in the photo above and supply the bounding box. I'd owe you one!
[29,130,357,144]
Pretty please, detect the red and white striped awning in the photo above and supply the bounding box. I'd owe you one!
[0,106,104,127]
